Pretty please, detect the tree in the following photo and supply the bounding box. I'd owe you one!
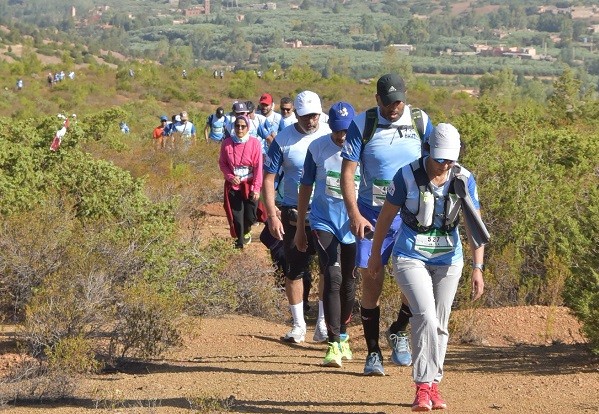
[478,67,518,102]
[404,17,429,44]
[361,15,376,35]
[547,67,582,124]
[382,46,413,83]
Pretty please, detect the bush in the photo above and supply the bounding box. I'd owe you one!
[109,282,184,359]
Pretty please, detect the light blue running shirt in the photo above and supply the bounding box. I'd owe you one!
[301,135,360,244]
[341,105,432,212]
[207,114,226,142]
[387,161,480,265]
[265,123,332,207]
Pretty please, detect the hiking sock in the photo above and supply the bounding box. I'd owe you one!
[317,300,325,325]
[290,302,306,328]
[302,270,312,303]
[361,306,381,355]
[390,302,413,333]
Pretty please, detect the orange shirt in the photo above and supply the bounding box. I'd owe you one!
[153,125,164,140]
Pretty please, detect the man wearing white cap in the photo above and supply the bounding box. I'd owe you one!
[367,123,486,411]
[172,111,196,151]
[263,90,331,344]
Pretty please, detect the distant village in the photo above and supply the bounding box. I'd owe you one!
[72,2,599,62]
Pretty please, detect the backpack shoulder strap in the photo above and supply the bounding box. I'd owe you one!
[410,158,429,191]
[410,106,425,139]
[362,107,379,145]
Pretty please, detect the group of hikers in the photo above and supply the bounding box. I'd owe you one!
[159,73,490,412]
[151,111,198,151]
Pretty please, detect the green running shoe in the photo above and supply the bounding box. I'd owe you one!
[340,335,353,360]
[322,342,342,368]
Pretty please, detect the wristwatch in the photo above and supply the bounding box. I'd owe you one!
[472,263,485,272]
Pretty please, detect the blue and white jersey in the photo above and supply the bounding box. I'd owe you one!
[173,121,196,137]
[341,105,432,211]
[301,135,360,244]
[264,111,282,134]
[265,124,331,207]
[207,114,226,142]
[387,161,479,265]
[248,113,265,138]
[279,114,297,131]
[223,113,236,137]
[258,118,279,155]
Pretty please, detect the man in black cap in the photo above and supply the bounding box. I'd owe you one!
[340,73,434,376]
[205,107,227,143]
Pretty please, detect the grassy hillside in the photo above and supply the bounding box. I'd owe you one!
[0,39,597,398]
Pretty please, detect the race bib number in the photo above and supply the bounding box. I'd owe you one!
[372,179,391,206]
[325,171,359,199]
[414,229,455,259]
[234,166,253,181]
[213,126,223,134]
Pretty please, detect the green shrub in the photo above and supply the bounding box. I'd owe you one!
[46,336,101,374]
[109,282,184,359]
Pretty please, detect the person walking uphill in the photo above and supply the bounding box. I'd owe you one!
[294,101,359,368]
[340,73,433,376]
[153,115,168,150]
[205,107,227,143]
[262,90,332,344]
[368,123,487,412]
[219,115,264,249]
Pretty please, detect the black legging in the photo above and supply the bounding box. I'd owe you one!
[227,188,257,247]
[313,230,356,343]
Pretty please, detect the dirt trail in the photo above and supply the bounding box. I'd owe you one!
[2,209,598,414]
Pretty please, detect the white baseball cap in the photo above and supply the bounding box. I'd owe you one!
[294,90,322,116]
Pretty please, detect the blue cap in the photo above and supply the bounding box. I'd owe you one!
[328,101,355,132]
[160,115,168,121]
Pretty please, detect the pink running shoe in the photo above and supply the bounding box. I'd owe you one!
[430,382,447,410]
[412,383,432,412]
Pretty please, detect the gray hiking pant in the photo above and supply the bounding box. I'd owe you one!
[391,256,463,384]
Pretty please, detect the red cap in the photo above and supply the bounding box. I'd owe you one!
[259,93,273,105]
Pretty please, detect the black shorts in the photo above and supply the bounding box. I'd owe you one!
[280,206,316,280]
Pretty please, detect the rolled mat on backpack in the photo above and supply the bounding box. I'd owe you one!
[453,175,490,249]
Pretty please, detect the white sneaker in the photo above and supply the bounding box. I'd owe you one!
[282,325,306,343]
[312,321,328,343]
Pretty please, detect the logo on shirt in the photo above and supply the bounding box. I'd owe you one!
[342,142,352,155]
[387,181,396,197]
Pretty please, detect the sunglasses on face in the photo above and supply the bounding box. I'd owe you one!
[234,124,248,129]
[281,107,292,112]
[433,158,455,164]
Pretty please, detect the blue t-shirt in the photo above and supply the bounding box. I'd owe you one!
[207,114,226,141]
[301,135,360,244]
[341,105,433,211]
[386,160,479,265]
[279,114,297,131]
[258,118,278,154]
[264,111,282,134]
[264,124,331,207]
[173,121,196,137]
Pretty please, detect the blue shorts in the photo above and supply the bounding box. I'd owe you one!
[355,202,402,268]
